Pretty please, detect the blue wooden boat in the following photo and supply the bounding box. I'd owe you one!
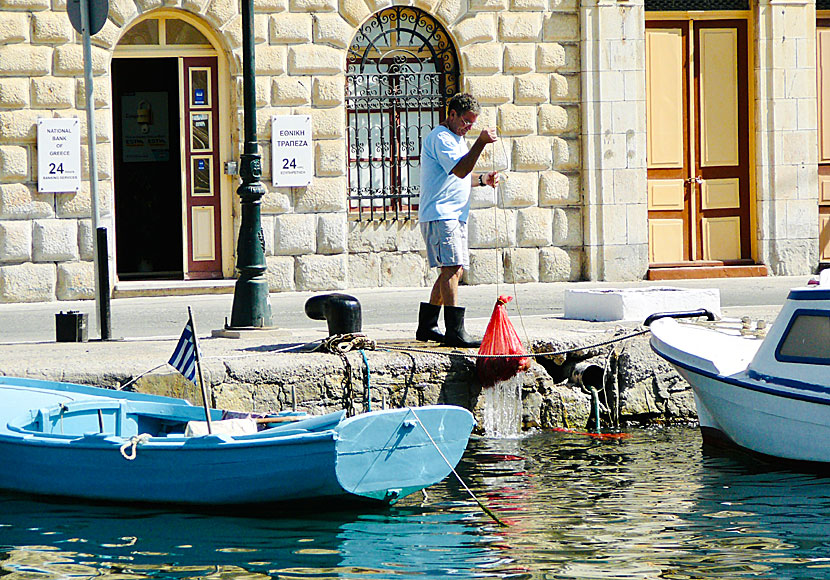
[0,376,474,507]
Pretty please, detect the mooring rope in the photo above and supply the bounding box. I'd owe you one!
[378,328,651,360]
[408,407,508,527]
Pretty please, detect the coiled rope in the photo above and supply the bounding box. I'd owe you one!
[119,433,152,460]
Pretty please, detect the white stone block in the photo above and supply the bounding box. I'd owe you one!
[348,220,397,252]
[288,45,342,74]
[513,136,552,170]
[294,176,347,212]
[296,254,347,290]
[0,262,55,302]
[517,207,552,246]
[313,13,352,48]
[0,183,53,219]
[270,13,312,43]
[503,247,538,283]
[564,287,721,322]
[0,220,31,262]
[396,221,425,252]
[539,246,580,281]
[500,171,537,207]
[0,79,29,109]
[57,261,94,300]
[463,248,503,284]
[265,256,296,292]
[462,43,502,74]
[274,213,316,254]
[503,43,534,73]
[381,252,426,286]
[317,213,347,254]
[500,12,543,41]
[470,182,497,208]
[348,252,381,287]
[497,104,535,136]
[0,146,28,181]
[271,76,310,105]
[468,207,516,248]
[313,76,345,106]
[33,219,78,261]
[315,140,345,176]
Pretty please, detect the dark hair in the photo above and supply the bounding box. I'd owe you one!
[446,93,481,117]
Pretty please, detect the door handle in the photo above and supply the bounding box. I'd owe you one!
[685,176,703,184]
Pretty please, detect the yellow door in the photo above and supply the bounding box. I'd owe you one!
[646,19,751,267]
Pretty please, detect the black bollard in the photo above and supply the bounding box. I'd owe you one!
[304,293,362,336]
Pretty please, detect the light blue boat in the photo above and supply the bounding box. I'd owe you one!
[0,376,474,507]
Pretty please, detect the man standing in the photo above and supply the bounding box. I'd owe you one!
[416,93,499,348]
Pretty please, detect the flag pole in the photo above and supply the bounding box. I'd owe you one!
[188,306,212,435]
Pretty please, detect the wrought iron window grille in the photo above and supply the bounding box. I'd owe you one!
[346,6,459,223]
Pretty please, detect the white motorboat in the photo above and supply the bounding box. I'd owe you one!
[649,286,830,465]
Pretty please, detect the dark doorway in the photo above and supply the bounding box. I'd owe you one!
[112,58,183,280]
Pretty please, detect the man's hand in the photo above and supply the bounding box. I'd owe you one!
[484,171,499,188]
[476,128,498,145]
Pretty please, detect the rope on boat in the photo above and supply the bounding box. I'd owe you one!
[408,407,509,528]
[119,433,151,460]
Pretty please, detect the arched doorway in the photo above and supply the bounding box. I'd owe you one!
[112,12,231,280]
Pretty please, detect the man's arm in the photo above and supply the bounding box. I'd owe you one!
[450,128,497,179]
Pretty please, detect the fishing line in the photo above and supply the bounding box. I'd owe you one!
[491,128,531,348]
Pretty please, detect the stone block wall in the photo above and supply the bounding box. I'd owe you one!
[0,0,109,302]
[250,0,585,291]
[755,0,819,275]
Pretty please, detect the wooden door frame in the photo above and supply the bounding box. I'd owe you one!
[646,10,758,268]
[112,10,234,280]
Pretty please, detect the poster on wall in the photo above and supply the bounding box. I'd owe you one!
[272,115,312,187]
[37,117,81,193]
[121,92,170,163]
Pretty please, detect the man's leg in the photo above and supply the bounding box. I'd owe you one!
[429,265,463,306]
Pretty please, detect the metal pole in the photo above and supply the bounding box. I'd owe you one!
[228,0,273,329]
[79,0,108,339]
[188,306,212,435]
[96,227,111,339]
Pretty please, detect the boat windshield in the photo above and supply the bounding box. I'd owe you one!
[775,310,830,364]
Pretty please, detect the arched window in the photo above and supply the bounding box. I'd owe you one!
[347,7,459,221]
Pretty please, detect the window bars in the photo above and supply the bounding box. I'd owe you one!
[346,6,459,222]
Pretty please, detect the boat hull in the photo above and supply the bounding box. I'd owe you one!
[0,377,474,507]
[654,341,830,464]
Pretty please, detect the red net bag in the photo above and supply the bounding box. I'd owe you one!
[477,296,531,388]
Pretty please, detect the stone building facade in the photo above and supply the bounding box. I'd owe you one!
[0,0,822,302]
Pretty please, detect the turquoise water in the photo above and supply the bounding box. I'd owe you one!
[2,427,830,579]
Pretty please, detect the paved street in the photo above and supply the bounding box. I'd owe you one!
[0,275,813,344]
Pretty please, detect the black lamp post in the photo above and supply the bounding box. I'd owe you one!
[229,0,273,329]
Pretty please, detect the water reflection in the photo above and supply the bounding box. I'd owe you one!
[4,428,830,579]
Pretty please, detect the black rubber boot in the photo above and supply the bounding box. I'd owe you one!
[443,305,481,348]
[416,302,444,342]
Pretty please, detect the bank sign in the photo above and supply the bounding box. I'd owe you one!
[37,118,81,193]
[272,115,312,187]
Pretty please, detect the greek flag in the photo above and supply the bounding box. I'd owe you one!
[169,320,198,384]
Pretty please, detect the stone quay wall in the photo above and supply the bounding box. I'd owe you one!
[117,331,693,434]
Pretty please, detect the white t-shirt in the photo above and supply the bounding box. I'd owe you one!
[418,125,470,223]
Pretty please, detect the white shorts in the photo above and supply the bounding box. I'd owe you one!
[421,219,469,268]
